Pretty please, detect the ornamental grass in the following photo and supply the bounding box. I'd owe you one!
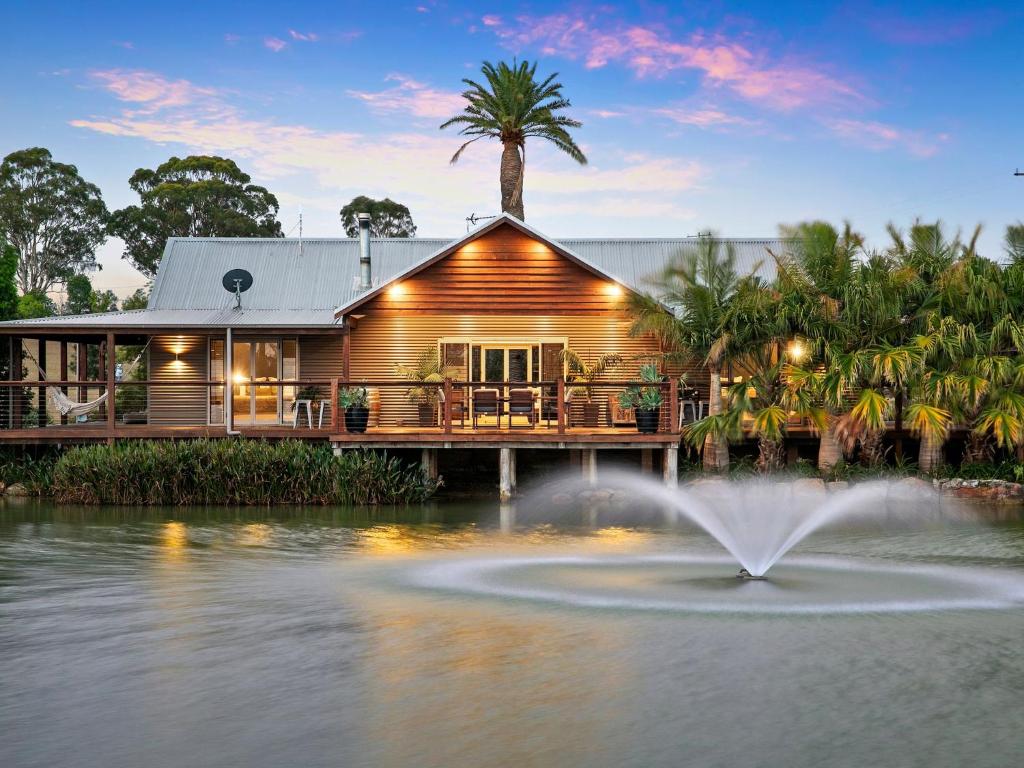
[51,439,439,506]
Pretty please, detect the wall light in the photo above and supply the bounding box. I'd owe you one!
[388,282,405,299]
[605,282,623,297]
[786,339,807,362]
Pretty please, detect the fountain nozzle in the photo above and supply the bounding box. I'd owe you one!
[737,568,768,581]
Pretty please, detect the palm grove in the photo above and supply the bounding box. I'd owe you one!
[1,59,1022,477]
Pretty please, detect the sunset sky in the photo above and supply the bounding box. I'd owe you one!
[2,0,1022,297]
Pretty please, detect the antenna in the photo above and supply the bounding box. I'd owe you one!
[222,269,254,309]
[1016,169,1024,177]
[466,212,499,232]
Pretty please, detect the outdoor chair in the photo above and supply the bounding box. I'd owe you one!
[679,387,704,428]
[439,386,467,428]
[508,388,537,429]
[472,388,500,429]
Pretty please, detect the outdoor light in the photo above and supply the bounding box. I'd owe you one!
[388,282,405,298]
[787,339,807,362]
[605,282,623,297]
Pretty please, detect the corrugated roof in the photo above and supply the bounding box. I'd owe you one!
[0,223,784,331]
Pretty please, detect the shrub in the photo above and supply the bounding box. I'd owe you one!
[0,447,58,495]
[51,439,439,505]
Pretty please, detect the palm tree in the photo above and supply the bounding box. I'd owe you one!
[440,60,586,220]
[629,236,760,471]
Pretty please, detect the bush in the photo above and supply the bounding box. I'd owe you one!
[51,439,439,505]
[933,460,1024,483]
[0,447,58,495]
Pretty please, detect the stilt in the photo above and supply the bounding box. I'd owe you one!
[663,445,678,487]
[641,448,653,474]
[509,448,517,495]
[421,448,438,481]
[332,444,344,457]
[499,447,515,502]
[582,448,597,486]
[499,502,516,533]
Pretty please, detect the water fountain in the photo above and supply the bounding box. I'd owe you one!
[405,472,1022,616]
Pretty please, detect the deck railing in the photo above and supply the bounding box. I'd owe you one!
[0,377,684,437]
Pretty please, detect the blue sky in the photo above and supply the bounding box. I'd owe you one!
[1,0,1022,296]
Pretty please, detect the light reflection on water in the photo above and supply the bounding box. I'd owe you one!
[1,499,1024,768]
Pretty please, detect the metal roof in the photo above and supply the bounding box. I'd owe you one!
[0,222,784,331]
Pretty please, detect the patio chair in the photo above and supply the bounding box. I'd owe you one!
[508,388,537,429]
[472,388,500,429]
[439,386,467,427]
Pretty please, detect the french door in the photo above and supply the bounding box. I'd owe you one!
[229,339,297,425]
[480,345,532,384]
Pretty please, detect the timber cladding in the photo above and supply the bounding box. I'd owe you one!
[149,335,208,425]
[359,225,627,315]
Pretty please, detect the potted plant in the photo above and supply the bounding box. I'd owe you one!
[395,347,454,427]
[560,349,623,427]
[339,386,370,433]
[617,364,664,434]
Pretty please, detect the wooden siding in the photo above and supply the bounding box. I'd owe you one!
[358,225,626,315]
[299,335,342,399]
[149,335,208,425]
[350,314,663,426]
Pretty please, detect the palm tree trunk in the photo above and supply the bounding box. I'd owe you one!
[918,430,943,474]
[757,437,784,474]
[703,364,729,472]
[500,141,525,220]
[860,430,885,468]
[817,421,843,473]
[964,432,992,464]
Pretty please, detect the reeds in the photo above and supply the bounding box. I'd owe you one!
[51,439,439,506]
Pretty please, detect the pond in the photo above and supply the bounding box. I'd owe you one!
[2,498,1024,768]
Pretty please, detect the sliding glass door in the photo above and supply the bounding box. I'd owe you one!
[226,339,297,426]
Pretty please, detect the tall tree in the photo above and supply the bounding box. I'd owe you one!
[441,60,586,220]
[17,291,55,319]
[340,196,416,237]
[0,147,108,294]
[121,286,150,311]
[0,239,19,321]
[108,155,282,277]
[65,273,118,314]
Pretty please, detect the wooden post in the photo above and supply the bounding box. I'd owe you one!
[443,377,453,434]
[59,342,68,425]
[330,377,339,431]
[105,332,116,440]
[556,377,566,434]
[10,337,22,429]
[421,448,438,481]
[36,339,46,425]
[663,445,678,487]
[225,329,235,434]
[77,341,87,405]
[641,448,653,473]
[582,448,597,486]
[341,328,351,381]
[499,447,515,502]
[668,378,679,434]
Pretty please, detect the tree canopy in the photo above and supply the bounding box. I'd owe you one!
[121,286,150,311]
[441,60,586,220]
[108,155,283,277]
[0,239,19,322]
[340,196,417,238]
[0,147,109,294]
[17,290,55,319]
[65,273,118,315]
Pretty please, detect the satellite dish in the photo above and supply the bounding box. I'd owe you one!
[222,269,254,308]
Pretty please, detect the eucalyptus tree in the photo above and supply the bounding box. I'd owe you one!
[340,196,416,238]
[440,60,586,220]
[629,236,761,471]
[0,148,108,293]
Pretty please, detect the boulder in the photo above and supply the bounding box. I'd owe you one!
[791,478,827,498]
[826,481,850,493]
[5,483,28,497]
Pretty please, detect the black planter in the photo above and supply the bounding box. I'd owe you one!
[417,403,436,427]
[345,406,369,433]
[635,407,660,434]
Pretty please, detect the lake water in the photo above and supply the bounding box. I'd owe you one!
[2,498,1024,768]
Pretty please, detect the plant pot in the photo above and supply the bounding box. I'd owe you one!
[417,403,436,427]
[635,407,660,434]
[582,401,601,427]
[345,406,369,433]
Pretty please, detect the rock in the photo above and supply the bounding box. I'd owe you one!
[895,477,932,495]
[792,478,826,498]
[5,483,28,497]
[551,493,573,507]
[826,481,849,493]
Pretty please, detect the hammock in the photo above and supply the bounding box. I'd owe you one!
[24,338,152,420]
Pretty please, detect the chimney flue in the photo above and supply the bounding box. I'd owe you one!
[357,212,372,291]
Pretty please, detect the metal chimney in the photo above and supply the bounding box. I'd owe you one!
[358,212,372,291]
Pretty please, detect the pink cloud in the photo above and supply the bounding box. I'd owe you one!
[347,74,465,119]
[483,14,861,111]
[861,6,1004,46]
[263,36,287,52]
[114,41,135,50]
[224,33,240,45]
[823,118,948,157]
[482,15,502,27]
[653,106,756,128]
[87,69,217,114]
[589,109,626,119]
[288,29,319,42]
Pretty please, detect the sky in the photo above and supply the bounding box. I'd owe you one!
[1,0,1022,298]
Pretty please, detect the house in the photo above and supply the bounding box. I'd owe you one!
[0,214,780,492]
